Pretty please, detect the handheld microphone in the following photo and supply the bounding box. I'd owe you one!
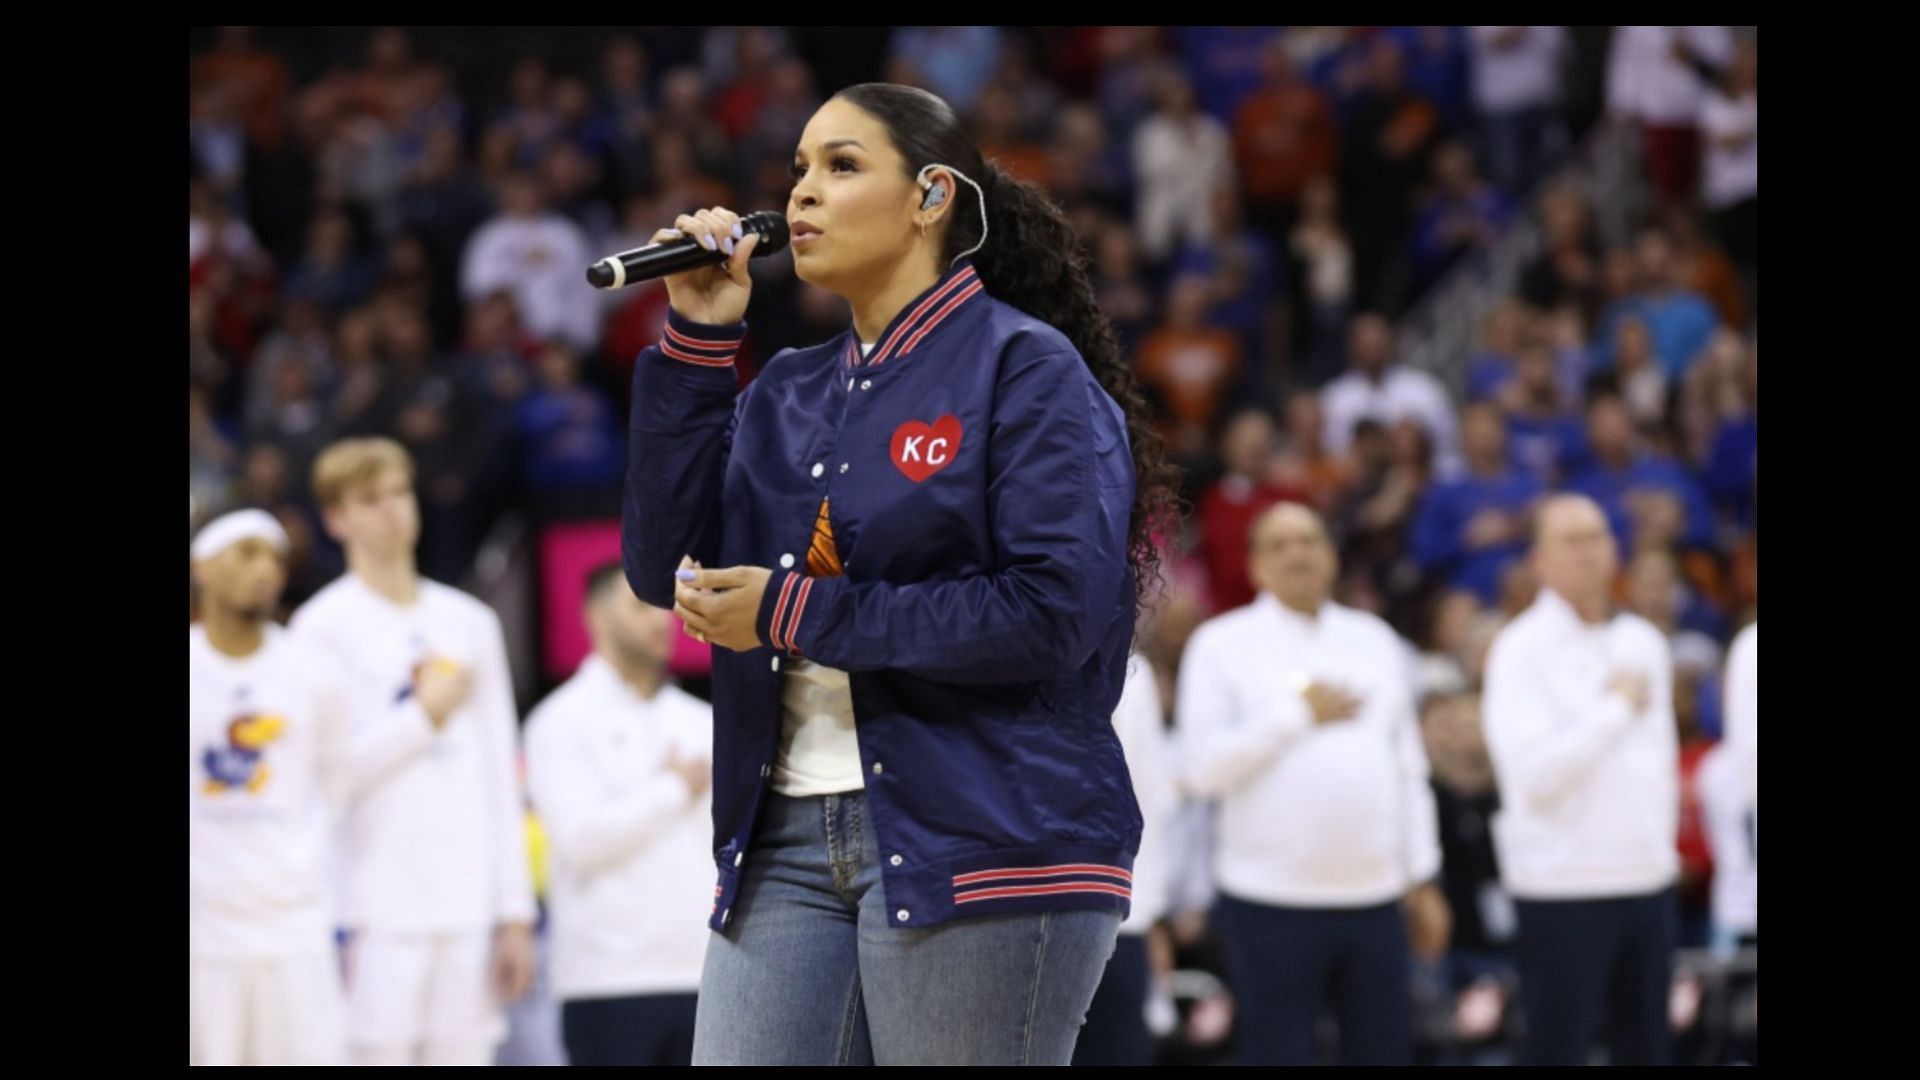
[585,211,791,289]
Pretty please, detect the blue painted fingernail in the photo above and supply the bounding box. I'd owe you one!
[731,222,743,239]
[675,568,696,581]
[701,234,717,250]
[662,228,682,237]
[722,237,735,255]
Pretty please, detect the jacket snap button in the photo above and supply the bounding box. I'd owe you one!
[811,463,824,478]
[890,854,903,866]
[896,909,910,922]
[779,553,795,568]
[861,379,872,391]
[871,761,884,775]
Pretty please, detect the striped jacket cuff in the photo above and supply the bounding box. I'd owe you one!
[757,569,838,658]
[659,307,745,367]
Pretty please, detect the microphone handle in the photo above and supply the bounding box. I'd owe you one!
[587,211,790,289]
[585,238,727,290]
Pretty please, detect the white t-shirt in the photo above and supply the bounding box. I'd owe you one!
[772,338,875,796]
[459,212,599,351]
[1468,27,1569,114]
[1605,26,1734,126]
[1320,365,1464,478]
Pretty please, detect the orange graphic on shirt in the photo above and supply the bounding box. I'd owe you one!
[807,497,845,578]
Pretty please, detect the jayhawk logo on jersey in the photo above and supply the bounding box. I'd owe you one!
[202,713,288,795]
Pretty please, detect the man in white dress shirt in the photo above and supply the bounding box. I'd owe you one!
[524,562,715,1066]
[1177,502,1448,1065]
[1482,493,1679,1065]
[290,437,538,1066]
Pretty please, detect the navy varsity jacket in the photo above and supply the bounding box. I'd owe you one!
[623,257,1144,932]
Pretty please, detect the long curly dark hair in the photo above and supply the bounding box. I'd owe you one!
[834,82,1184,617]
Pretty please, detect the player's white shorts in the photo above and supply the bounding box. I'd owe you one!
[189,950,348,1066]
[343,929,506,1066]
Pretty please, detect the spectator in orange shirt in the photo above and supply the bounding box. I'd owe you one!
[1135,275,1245,460]
[190,26,293,153]
[1233,37,1339,246]
[977,84,1053,188]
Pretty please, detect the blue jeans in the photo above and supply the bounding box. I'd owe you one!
[1071,931,1151,1066]
[691,790,1123,1065]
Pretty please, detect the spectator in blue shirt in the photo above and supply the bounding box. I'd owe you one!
[1174,26,1285,122]
[1411,141,1512,296]
[886,27,1003,115]
[515,342,623,502]
[1384,26,1472,131]
[1500,343,1587,485]
[283,209,379,315]
[1412,402,1544,604]
[1704,345,1758,532]
[1569,393,1715,553]
[1595,228,1720,379]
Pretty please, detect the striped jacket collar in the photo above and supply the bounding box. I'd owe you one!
[842,258,986,371]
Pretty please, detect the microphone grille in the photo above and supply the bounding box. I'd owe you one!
[741,211,791,255]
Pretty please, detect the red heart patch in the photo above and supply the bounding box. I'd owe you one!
[890,415,965,483]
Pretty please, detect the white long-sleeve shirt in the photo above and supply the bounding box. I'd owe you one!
[1605,26,1735,126]
[1131,112,1233,262]
[1693,742,1756,938]
[1468,27,1570,114]
[1112,652,1178,934]
[289,574,536,935]
[1699,88,1758,209]
[1176,592,1442,908]
[1482,587,1679,899]
[459,212,600,351]
[190,623,439,958]
[523,655,714,1000]
[1723,622,1757,830]
[1320,366,1464,478]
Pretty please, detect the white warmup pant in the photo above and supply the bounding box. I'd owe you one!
[189,950,348,1066]
[343,929,505,1066]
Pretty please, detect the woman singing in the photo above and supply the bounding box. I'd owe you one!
[622,81,1179,1066]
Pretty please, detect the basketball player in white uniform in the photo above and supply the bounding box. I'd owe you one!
[190,509,462,1065]
[290,438,537,1066]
